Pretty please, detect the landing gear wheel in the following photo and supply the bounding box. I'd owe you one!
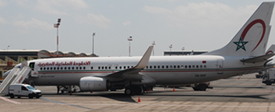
[137,86,144,95]
[9,94,14,98]
[28,94,33,99]
[124,88,132,95]
[266,81,272,85]
[193,84,207,91]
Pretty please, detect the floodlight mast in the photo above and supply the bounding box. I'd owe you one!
[54,18,61,57]
[128,36,133,57]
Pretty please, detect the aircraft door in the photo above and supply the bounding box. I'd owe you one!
[29,62,38,77]
[217,59,223,74]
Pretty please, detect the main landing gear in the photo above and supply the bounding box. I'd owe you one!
[57,85,77,94]
[192,84,213,91]
[124,86,145,95]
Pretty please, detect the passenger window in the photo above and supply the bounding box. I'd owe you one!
[162,66,164,69]
[154,66,156,69]
[83,67,86,70]
[68,67,70,70]
[120,66,122,69]
[64,67,67,70]
[200,65,203,68]
[98,66,100,69]
[40,68,42,70]
[115,66,118,69]
[76,67,78,70]
[54,67,56,70]
[170,65,173,69]
[105,66,108,69]
[174,65,176,68]
[72,67,74,70]
[166,65,169,69]
[50,67,52,70]
[177,65,180,68]
[124,66,126,69]
[47,67,49,70]
[192,65,195,68]
[57,67,59,70]
[185,65,187,68]
[150,66,152,69]
[204,65,207,68]
[60,67,63,70]
[80,67,82,70]
[109,66,111,69]
[196,65,199,68]
[189,65,191,68]
[127,66,130,69]
[91,66,93,69]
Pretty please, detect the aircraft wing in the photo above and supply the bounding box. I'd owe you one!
[105,46,153,81]
[240,54,275,63]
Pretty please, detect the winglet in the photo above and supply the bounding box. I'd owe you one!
[135,46,153,69]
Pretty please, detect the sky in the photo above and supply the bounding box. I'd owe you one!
[0,0,274,57]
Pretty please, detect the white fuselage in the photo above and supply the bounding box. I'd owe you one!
[26,55,263,86]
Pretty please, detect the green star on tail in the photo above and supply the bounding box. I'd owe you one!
[233,37,248,51]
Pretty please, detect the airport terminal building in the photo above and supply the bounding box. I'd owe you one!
[0,50,97,79]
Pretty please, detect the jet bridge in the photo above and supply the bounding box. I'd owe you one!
[0,64,31,95]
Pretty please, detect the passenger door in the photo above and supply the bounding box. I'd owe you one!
[29,62,38,77]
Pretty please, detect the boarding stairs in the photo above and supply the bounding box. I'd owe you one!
[0,66,31,95]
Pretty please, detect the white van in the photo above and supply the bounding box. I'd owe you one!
[8,84,42,99]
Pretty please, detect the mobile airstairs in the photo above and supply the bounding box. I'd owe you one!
[0,66,31,95]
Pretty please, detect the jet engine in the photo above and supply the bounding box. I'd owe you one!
[79,77,108,91]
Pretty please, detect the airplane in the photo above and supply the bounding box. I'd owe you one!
[4,2,275,95]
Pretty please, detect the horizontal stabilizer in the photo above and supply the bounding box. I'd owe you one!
[240,54,275,63]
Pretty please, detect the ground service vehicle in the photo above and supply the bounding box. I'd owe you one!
[8,84,42,99]
[262,68,275,85]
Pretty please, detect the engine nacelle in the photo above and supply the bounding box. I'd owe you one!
[79,77,107,91]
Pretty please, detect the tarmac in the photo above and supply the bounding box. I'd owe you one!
[1,73,275,112]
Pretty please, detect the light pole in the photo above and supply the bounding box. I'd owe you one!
[54,18,61,57]
[152,41,155,56]
[182,47,185,55]
[169,44,172,56]
[92,33,95,55]
[7,45,10,51]
[128,36,133,57]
